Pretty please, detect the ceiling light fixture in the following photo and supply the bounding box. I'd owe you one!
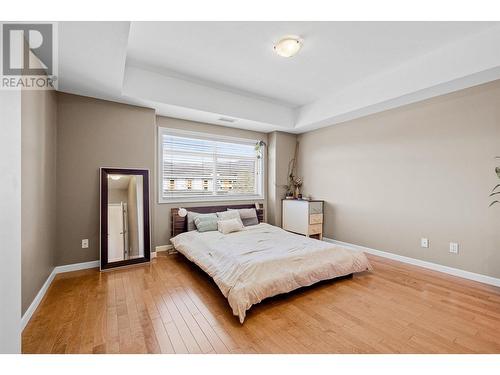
[273,36,302,58]
[218,117,236,123]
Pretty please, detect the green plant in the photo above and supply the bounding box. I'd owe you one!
[489,156,500,207]
[254,140,266,159]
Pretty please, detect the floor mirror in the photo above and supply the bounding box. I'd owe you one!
[100,168,151,270]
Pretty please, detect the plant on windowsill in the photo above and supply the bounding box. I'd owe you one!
[255,140,266,159]
[489,156,500,207]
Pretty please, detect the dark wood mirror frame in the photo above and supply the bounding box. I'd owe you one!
[100,168,151,270]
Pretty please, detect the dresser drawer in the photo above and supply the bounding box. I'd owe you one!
[282,199,324,237]
[308,223,322,235]
[309,201,323,214]
[309,213,323,224]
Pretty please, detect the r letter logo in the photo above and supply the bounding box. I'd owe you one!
[1,22,57,89]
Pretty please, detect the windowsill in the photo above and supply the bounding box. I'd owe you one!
[158,195,265,204]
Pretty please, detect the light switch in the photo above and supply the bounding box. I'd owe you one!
[82,239,89,249]
[420,238,429,248]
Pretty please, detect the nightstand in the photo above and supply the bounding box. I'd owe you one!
[282,199,324,240]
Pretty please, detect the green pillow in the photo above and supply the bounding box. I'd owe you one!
[194,213,218,232]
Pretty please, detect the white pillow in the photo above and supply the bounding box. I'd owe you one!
[216,210,243,225]
[228,208,259,226]
[218,218,244,234]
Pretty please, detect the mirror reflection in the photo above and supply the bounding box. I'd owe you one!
[107,174,144,262]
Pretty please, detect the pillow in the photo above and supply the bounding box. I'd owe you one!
[187,211,217,231]
[216,210,243,225]
[218,218,244,234]
[193,213,218,232]
[228,208,259,226]
[186,211,199,231]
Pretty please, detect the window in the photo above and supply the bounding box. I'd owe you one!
[158,128,264,203]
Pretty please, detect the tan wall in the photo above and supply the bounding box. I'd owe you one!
[154,116,268,247]
[55,94,268,265]
[21,88,58,314]
[56,93,156,266]
[297,80,500,278]
[267,132,277,225]
[267,131,297,226]
[108,188,128,204]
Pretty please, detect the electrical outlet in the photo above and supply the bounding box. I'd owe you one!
[420,238,429,248]
[449,242,459,254]
[81,239,89,249]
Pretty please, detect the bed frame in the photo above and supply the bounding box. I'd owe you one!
[171,203,264,238]
[169,203,359,323]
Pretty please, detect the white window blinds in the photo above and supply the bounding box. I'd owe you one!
[159,128,263,202]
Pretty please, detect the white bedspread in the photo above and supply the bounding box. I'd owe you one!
[170,223,372,323]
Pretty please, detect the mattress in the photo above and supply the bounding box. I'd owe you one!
[170,223,372,323]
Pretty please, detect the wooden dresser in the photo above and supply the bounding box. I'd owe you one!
[282,199,324,239]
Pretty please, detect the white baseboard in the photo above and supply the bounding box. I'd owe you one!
[23,239,498,331]
[53,260,100,274]
[156,244,177,255]
[323,237,500,288]
[21,268,57,331]
[21,260,100,330]
[155,244,173,252]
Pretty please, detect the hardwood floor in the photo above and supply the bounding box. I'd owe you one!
[22,252,500,354]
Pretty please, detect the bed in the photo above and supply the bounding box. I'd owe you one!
[170,204,372,323]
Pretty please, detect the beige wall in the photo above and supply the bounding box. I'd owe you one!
[267,131,297,226]
[154,116,268,246]
[55,94,268,265]
[56,93,156,265]
[54,79,500,278]
[21,88,58,314]
[108,188,128,204]
[298,80,500,278]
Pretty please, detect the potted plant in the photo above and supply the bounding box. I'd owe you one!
[286,141,302,198]
[291,175,303,198]
[254,140,266,159]
[277,141,304,199]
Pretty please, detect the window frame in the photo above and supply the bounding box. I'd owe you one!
[157,127,265,204]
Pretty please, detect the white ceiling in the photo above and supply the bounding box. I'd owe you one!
[127,22,495,106]
[57,21,500,133]
[108,175,131,190]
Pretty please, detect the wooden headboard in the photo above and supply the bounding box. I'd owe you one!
[171,203,264,238]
